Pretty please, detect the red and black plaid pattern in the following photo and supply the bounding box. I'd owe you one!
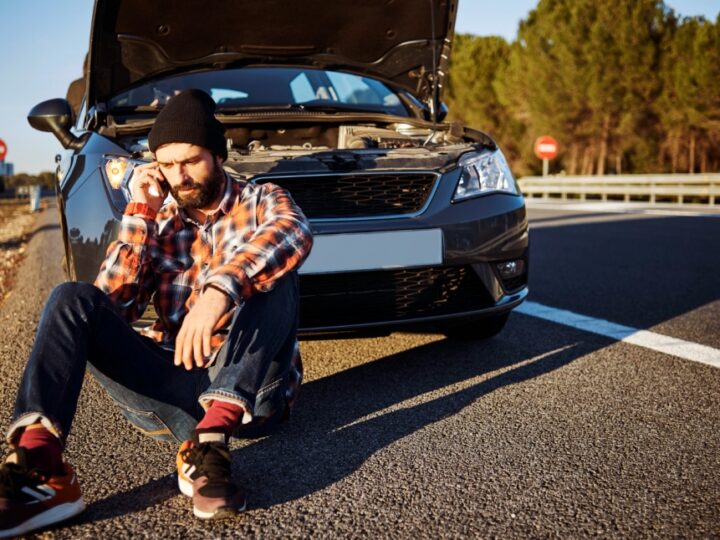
[95,176,313,362]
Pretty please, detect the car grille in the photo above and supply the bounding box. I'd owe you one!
[299,265,495,329]
[256,173,437,219]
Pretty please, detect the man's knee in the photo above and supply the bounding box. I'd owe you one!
[49,281,106,309]
[250,272,299,313]
[225,273,298,337]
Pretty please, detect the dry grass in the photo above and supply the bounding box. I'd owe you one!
[0,199,38,306]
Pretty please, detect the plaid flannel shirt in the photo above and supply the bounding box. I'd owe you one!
[94,174,313,375]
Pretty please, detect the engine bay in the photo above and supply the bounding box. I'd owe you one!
[118,122,494,172]
[116,119,494,176]
[220,122,466,154]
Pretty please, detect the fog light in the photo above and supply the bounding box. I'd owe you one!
[496,260,524,278]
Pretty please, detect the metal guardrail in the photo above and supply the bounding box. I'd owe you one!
[518,174,720,205]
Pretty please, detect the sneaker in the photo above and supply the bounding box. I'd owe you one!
[0,448,85,538]
[176,431,246,519]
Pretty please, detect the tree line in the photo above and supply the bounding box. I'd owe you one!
[446,0,719,176]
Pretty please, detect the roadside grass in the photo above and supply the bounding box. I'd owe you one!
[0,199,38,306]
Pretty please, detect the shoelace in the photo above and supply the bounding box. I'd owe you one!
[0,463,46,497]
[183,442,231,480]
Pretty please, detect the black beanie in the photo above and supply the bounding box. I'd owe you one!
[148,89,227,160]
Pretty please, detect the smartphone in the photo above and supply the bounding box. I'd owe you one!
[148,164,170,199]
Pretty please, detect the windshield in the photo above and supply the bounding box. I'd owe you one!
[108,67,409,116]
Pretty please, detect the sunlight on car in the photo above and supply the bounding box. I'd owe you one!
[212,88,249,104]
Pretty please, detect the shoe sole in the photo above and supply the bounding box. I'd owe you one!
[0,498,86,538]
[193,501,247,520]
[179,474,246,518]
[178,474,193,498]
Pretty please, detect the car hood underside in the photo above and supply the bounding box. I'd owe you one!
[88,0,456,107]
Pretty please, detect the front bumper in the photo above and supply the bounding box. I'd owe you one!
[298,266,528,333]
[297,181,529,334]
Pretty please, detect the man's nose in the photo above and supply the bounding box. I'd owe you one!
[169,164,191,183]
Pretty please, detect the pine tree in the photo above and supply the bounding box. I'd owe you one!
[495,0,598,175]
[659,14,720,173]
[445,35,524,170]
[445,0,719,174]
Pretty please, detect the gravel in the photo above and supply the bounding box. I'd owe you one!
[0,199,39,305]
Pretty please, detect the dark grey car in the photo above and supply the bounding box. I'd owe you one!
[29,0,528,339]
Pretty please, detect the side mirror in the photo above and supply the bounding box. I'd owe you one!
[27,99,85,150]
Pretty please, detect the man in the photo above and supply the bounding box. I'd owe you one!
[0,89,313,536]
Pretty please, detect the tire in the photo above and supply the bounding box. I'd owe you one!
[440,313,510,340]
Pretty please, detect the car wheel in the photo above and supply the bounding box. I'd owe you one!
[441,313,510,340]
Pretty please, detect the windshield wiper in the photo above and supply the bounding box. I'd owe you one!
[108,105,163,114]
[217,102,384,114]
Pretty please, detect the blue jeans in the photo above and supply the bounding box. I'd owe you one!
[7,273,300,444]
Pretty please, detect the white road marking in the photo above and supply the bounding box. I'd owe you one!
[516,301,720,369]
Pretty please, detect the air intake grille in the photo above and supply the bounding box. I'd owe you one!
[299,265,495,328]
[256,173,437,219]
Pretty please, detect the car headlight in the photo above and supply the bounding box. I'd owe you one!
[452,149,518,201]
[100,156,146,211]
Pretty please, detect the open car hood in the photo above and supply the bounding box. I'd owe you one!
[88,0,456,111]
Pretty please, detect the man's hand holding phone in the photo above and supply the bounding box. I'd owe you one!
[128,162,168,214]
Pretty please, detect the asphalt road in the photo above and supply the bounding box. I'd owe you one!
[0,199,718,538]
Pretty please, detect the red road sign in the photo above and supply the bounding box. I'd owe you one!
[534,136,558,160]
[0,139,6,161]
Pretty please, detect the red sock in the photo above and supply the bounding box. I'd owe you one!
[17,424,64,476]
[195,400,244,435]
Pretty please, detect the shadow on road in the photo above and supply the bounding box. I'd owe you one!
[239,330,589,509]
[81,322,597,519]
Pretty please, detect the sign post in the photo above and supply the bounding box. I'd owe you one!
[0,139,6,194]
[534,136,558,177]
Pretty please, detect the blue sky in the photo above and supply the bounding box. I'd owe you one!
[1,0,718,175]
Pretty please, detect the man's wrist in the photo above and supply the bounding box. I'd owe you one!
[125,201,158,220]
[205,284,231,307]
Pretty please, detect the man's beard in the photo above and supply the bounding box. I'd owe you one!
[170,163,225,210]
